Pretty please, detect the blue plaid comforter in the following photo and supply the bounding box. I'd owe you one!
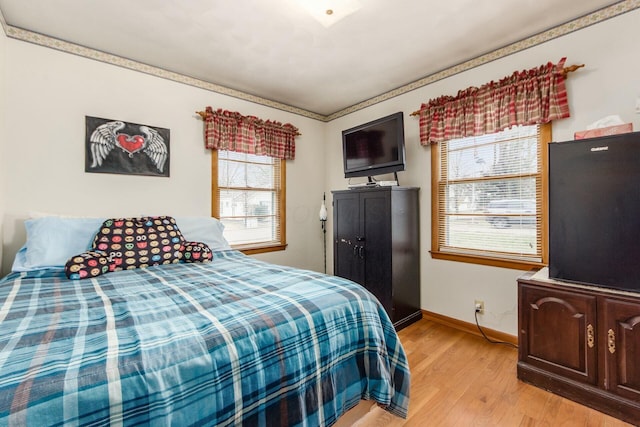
[0,250,410,426]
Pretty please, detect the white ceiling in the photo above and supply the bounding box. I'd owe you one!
[0,0,626,118]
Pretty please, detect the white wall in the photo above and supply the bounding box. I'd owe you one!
[0,37,327,275]
[0,27,7,266]
[325,9,640,336]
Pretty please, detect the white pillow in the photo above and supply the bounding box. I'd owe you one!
[16,216,105,271]
[174,216,232,251]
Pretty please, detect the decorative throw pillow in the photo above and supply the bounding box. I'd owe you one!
[182,241,213,263]
[65,251,111,280]
[65,216,212,280]
[94,216,186,270]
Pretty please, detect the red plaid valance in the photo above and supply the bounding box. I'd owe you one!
[417,58,571,145]
[203,107,299,160]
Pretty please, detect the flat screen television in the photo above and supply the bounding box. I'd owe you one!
[548,131,640,292]
[342,112,405,179]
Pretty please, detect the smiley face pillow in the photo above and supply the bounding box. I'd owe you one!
[65,216,212,280]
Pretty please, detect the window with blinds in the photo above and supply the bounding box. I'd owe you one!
[212,150,286,253]
[432,124,549,269]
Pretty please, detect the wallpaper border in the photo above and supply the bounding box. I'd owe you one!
[3,1,639,122]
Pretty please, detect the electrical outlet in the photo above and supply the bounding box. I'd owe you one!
[474,300,485,314]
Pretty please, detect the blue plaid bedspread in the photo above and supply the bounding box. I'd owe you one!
[0,250,410,426]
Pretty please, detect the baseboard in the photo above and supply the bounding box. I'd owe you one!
[421,310,518,346]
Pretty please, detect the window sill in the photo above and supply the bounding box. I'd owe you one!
[234,243,288,255]
[430,250,546,271]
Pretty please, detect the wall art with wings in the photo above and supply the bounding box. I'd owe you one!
[85,116,170,177]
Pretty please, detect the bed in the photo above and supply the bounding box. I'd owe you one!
[0,216,410,426]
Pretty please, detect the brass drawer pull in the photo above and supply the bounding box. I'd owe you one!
[587,324,594,348]
[607,328,616,354]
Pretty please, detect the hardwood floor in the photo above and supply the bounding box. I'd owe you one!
[387,318,634,426]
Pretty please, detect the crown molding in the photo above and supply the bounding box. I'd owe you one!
[3,0,638,123]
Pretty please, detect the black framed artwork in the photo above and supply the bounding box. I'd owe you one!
[85,116,170,177]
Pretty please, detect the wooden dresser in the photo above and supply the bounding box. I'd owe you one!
[517,268,640,424]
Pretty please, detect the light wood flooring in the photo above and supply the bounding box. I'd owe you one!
[385,318,634,426]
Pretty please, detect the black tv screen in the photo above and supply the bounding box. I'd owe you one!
[549,131,640,291]
[342,112,405,178]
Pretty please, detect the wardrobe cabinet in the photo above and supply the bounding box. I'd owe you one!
[518,269,640,424]
[332,186,421,330]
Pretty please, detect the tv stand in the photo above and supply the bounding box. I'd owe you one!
[517,268,640,424]
[367,172,399,186]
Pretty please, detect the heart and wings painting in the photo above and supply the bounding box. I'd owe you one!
[85,116,170,177]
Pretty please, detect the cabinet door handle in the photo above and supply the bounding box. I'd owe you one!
[353,245,358,257]
[358,245,365,259]
[607,328,616,354]
[587,324,594,349]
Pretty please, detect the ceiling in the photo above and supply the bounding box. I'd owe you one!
[0,0,627,119]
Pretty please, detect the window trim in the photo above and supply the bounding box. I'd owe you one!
[211,149,287,255]
[430,123,551,270]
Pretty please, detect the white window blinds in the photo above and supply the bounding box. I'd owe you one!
[216,151,282,247]
[436,125,544,263]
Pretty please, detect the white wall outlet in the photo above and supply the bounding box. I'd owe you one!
[635,96,640,114]
[474,300,485,314]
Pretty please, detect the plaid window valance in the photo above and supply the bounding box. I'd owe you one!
[417,58,571,145]
[203,107,299,160]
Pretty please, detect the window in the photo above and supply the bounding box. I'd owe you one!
[431,123,550,269]
[212,150,286,254]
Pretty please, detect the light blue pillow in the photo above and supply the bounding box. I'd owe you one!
[174,216,231,251]
[17,216,105,271]
[10,245,29,272]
